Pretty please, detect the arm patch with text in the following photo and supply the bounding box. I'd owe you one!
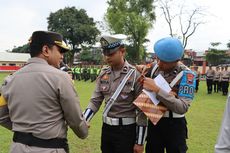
[178,70,196,100]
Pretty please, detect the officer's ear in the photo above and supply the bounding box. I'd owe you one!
[41,45,50,58]
[119,46,126,54]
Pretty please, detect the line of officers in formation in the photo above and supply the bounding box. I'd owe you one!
[70,65,102,82]
[192,65,230,95]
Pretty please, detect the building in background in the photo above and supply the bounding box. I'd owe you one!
[0,51,30,72]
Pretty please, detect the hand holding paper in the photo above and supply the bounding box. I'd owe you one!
[134,74,171,125]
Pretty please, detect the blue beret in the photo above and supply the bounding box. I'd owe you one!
[154,37,184,62]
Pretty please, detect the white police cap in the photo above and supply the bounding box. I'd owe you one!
[100,34,127,50]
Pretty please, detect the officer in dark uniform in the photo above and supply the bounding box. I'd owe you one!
[193,66,200,92]
[142,37,196,153]
[0,31,88,153]
[83,34,147,153]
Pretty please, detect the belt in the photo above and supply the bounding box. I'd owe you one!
[163,111,185,118]
[103,116,136,126]
[13,131,69,153]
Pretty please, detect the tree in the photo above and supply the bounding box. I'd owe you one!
[205,42,226,65]
[47,7,100,65]
[11,44,29,53]
[79,47,103,64]
[227,41,230,49]
[158,0,206,48]
[104,0,156,63]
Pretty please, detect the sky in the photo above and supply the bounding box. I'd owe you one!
[0,0,229,53]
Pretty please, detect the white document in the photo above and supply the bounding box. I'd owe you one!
[154,74,171,93]
[143,74,171,105]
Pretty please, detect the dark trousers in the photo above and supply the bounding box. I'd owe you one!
[222,81,229,95]
[195,80,199,92]
[146,117,188,153]
[101,123,136,153]
[206,79,213,93]
[213,81,220,92]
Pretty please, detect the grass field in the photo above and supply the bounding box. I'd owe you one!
[0,72,228,153]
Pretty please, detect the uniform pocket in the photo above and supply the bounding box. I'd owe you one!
[99,81,111,94]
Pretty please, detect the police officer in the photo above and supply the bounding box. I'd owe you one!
[206,65,215,94]
[193,66,200,93]
[83,34,147,153]
[221,65,230,96]
[142,37,196,153]
[0,31,88,153]
[219,66,225,92]
[213,66,221,93]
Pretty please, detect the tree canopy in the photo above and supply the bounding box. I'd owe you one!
[104,0,155,63]
[227,41,230,49]
[11,44,29,53]
[47,7,100,65]
[206,42,227,66]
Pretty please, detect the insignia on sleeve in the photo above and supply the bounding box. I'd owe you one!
[186,73,195,84]
[102,74,109,80]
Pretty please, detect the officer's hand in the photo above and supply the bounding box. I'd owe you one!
[135,65,146,73]
[133,144,144,153]
[87,122,90,128]
[143,77,160,93]
[169,91,177,97]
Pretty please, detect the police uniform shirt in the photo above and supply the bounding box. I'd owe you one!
[0,57,88,139]
[87,60,147,126]
[221,70,230,81]
[146,62,195,114]
[206,69,215,80]
[194,69,200,81]
[214,70,221,81]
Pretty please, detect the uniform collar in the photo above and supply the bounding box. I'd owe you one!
[27,57,49,65]
[121,60,130,73]
[105,60,131,74]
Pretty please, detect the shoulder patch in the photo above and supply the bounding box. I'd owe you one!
[178,70,196,100]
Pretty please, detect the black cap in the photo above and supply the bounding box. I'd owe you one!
[29,31,70,52]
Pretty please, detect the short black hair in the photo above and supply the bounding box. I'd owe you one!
[29,43,53,57]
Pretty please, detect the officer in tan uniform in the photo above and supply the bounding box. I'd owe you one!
[83,34,147,153]
[0,31,88,153]
[213,66,221,93]
[141,37,196,153]
[221,65,230,96]
[206,65,215,94]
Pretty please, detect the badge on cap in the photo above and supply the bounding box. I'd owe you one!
[99,34,127,50]
[100,37,109,49]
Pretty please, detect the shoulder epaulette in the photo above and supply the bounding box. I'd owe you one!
[101,66,110,71]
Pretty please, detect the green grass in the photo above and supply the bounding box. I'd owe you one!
[0,72,228,153]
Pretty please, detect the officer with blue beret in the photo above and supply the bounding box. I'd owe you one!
[141,37,196,153]
[84,34,148,153]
